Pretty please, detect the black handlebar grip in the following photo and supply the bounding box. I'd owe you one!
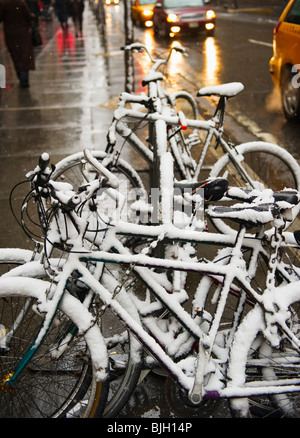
[294,230,300,245]
[39,152,50,171]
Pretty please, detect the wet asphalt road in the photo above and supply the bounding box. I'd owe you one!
[132,6,300,163]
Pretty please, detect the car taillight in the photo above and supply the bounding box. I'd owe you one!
[273,21,282,35]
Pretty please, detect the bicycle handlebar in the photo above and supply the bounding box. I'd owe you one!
[27,150,120,214]
[121,42,187,67]
[39,152,50,171]
[83,149,119,188]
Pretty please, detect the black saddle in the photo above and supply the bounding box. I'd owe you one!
[227,187,300,206]
[174,178,228,202]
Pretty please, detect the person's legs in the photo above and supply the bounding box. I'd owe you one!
[18,71,29,88]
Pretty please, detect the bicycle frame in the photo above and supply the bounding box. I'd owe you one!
[109,103,267,188]
[3,46,300,418]
[5,106,300,402]
[107,44,200,182]
[106,43,261,187]
[5,208,300,402]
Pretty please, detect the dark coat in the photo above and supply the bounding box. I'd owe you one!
[70,0,84,19]
[25,0,40,16]
[0,0,35,72]
[54,0,70,23]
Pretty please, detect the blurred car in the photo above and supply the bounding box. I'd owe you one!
[152,0,215,38]
[270,0,300,120]
[105,0,120,5]
[131,0,157,27]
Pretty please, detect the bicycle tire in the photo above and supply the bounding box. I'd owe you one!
[193,241,300,321]
[93,270,143,418]
[281,69,300,121]
[0,250,109,418]
[228,280,300,418]
[192,238,300,417]
[209,141,300,234]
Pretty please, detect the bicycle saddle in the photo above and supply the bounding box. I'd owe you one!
[208,203,280,227]
[142,72,164,86]
[227,187,300,206]
[197,82,244,98]
[174,178,228,201]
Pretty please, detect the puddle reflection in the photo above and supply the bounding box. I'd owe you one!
[203,36,220,86]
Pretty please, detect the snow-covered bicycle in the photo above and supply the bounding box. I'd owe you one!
[101,43,300,234]
[1,151,300,418]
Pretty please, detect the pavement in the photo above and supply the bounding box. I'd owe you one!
[0,3,130,249]
[0,2,126,158]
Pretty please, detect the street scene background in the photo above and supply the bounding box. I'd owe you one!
[0,0,298,418]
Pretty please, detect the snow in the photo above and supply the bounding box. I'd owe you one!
[197,82,244,98]
[5,168,300,404]
[3,188,300,416]
[3,77,300,415]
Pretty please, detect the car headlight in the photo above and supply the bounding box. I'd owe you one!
[167,13,180,23]
[142,9,153,18]
[206,10,216,19]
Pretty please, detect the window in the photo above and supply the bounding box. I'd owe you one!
[164,0,205,8]
[138,0,156,4]
[285,0,300,25]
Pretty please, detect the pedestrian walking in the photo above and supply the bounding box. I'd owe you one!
[41,0,53,21]
[69,0,84,37]
[0,0,35,88]
[54,0,70,33]
[25,0,42,46]
[25,0,40,23]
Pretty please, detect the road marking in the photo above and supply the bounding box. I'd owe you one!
[229,109,280,144]
[248,39,273,48]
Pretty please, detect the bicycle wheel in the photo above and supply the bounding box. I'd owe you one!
[0,251,109,418]
[168,92,200,181]
[281,69,300,121]
[228,280,300,418]
[209,142,300,234]
[52,150,148,229]
[192,236,300,417]
[92,269,144,418]
[193,242,300,332]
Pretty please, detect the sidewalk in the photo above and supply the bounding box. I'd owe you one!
[0,4,128,248]
[0,4,126,159]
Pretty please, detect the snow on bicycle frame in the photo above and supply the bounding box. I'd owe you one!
[6,151,300,408]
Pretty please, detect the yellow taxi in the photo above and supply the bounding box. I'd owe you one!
[270,0,300,120]
[131,0,157,27]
